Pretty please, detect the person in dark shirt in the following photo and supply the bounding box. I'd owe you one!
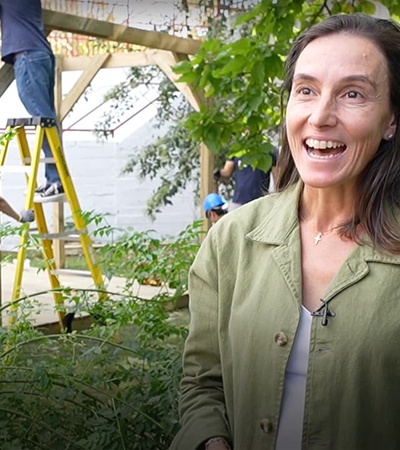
[214,148,278,210]
[0,0,63,201]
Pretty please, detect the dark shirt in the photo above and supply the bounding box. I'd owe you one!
[232,150,277,204]
[0,0,52,65]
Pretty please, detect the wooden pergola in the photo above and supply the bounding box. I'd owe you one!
[0,7,214,265]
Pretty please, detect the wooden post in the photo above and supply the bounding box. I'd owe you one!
[53,55,65,268]
[200,142,214,236]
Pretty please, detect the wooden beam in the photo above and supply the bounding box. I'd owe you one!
[61,51,155,71]
[42,9,202,56]
[150,50,205,112]
[0,63,14,98]
[54,56,63,117]
[60,53,110,122]
[199,142,214,234]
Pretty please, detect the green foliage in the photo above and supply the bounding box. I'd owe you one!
[95,0,400,215]
[0,128,18,146]
[0,218,202,449]
[95,65,202,218]
[97,220,204,295]
[175,0,398,168]
[0,303,186,449]
[122,116,200,220]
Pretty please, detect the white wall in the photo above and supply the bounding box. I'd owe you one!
[0,69,199,251]
[0,121,199,251]
[114,119,199,237]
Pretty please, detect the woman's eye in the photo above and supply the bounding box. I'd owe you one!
[297,87,311,95]
[346,90,361,99]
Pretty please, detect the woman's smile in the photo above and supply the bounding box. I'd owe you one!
[304,138,347,161]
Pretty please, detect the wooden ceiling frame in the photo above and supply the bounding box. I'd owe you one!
[0,6,214,238]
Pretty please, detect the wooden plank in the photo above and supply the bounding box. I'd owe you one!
[60,53,110,121]
[42,9,202,56]
[0,63,15,98]
[151,50,205,112]
[61,51,155,71]
[53,202,66,269]
[54,56,63,117]
[199,142,214,234]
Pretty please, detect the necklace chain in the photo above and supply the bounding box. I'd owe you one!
[313,225,341,245]
[299,216,341,245]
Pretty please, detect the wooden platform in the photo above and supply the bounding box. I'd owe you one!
[0,261,187,332]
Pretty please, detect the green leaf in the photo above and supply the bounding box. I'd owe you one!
[213,55,249,77]
[251,60,266,88]
[359,1,376,15]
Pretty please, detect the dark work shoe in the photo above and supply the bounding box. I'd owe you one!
[35,183,65,203]
[35,183,50,194]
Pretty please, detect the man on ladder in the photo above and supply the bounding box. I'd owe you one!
[0,0,64,201]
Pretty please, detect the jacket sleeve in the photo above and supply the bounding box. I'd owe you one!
[169,228,231,450]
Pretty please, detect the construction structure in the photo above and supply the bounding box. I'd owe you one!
[0,1,254,280]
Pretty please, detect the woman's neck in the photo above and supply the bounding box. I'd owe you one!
[299,185,356,230]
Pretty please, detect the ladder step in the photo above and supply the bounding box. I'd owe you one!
[23,157,56,164]
[0,166,31,173]
[0,159,55,173]
[32,230,84,240]
[6,117,56,127]
[34,194,66,203]
[50,268,93,277]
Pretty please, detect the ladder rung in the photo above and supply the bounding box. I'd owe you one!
[23,157,55,164]
[0,159,55,172]
[50,269,93,277]
[0,166,31,173]
[33,231,84,240]
[6,117,56,127]
[34,194,66,204]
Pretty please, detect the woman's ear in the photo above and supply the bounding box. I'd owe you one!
[384,115,397,140]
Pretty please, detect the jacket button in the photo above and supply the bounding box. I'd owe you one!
[274,331,288,346]
[260,418,273,433]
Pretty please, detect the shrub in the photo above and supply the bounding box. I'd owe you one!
[0,220,202,449]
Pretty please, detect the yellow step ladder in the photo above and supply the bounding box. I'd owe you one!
[0,116,105,331]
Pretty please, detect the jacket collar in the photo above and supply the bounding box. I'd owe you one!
[246,182,302,245]
[246,182,400,265]
[362,241,400,265]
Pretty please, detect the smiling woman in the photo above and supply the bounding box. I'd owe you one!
[170,13,400,450]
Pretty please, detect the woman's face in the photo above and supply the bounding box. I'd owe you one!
[286,33,396,190]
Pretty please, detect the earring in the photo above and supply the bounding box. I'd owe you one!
[386,133,394,140]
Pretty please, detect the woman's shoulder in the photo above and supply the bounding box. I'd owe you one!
[211,186,299,241]
[226,192,281,222]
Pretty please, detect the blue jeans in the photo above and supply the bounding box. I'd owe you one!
[14,50,61,184]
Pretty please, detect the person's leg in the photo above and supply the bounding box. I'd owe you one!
[14,51,61,185]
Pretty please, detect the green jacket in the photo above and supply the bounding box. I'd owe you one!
[170,183,400,450]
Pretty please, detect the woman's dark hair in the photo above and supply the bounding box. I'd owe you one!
[275,13,400,253]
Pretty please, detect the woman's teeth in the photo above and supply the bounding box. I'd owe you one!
[305,138,344,149]
[305,139,346,159]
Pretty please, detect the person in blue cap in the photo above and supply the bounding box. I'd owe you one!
[203,193,228,224]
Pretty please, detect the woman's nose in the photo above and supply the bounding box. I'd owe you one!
[308,96,338,128]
